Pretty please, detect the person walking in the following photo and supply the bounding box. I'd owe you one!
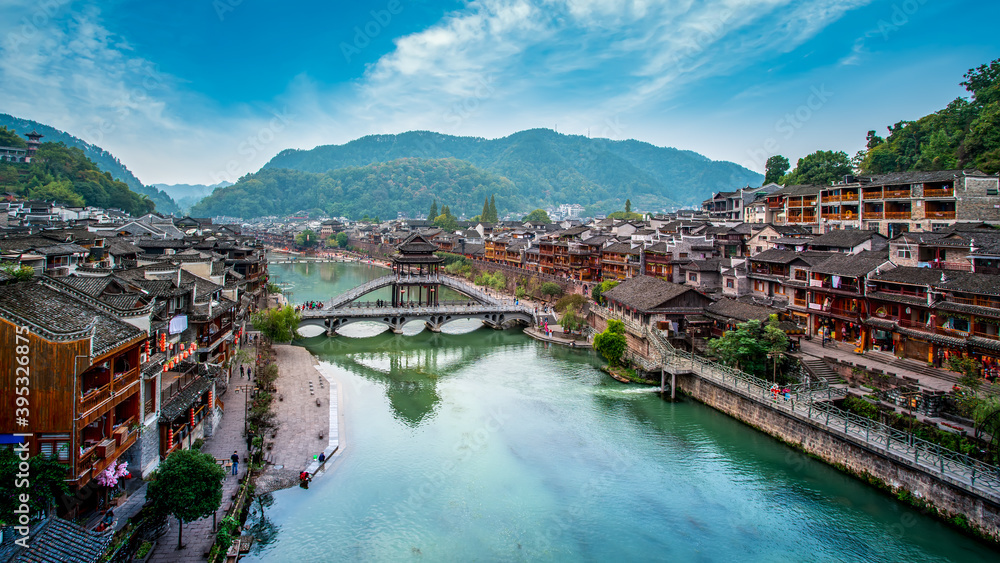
[231,451,240,476]
[240,365,245,379]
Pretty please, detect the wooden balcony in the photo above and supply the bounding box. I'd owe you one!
[841,193,859,202]
[925,211,956,219]
[883,189,911,199]
[79,384,111,417]
[973,330,1000,340]
[822,213,842,221]
[923,188,954,197]
[884,211,911,220]
[821,195,841,203]
[950,295,1000,309]
[863,211,883,219]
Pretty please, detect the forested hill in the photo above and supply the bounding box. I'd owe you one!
[0,127,155,216]
[264,129,762,210]
[190,158,518,219]
[0,114,178,213]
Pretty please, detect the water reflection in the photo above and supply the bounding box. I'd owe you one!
[302,327,536,426]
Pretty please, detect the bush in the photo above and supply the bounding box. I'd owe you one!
[540,282,562,299]
[191,438,205,450]
[842,396,879,420]
[515,285,527,299]
[555,293,586,313]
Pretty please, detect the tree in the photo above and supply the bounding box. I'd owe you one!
[559,307,585,332]
[488,195,498,222]
[522,209,552,223]
[294,229,317,248]
[0,448,70,525]
[706,319,780,378]
[335,232,349,248]
[481,197,490,222]
[0,263,34,281]
[625,199,632,213]
[251,305,301,342]
[762,314,789,382]
[428,200,438,221]
[594,319,627,366]
[591,279,619,305]
[540,282,562,300]
[781,150,853,186]
[146,449,225,550]
[764,155,789,184]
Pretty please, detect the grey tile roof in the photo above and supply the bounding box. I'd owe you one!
[160,374,213,421]
[705,298,778,323]
[0,280,144,357]
[809,250,890,277]
[602,275,701,311]
[11,517,112,563]
[861,169,988,185]
[809,230,884,249]
[872,266,954,286]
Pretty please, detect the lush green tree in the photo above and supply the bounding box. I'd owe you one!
[559,307,585,332]
[428,200,438,221]
[146,449,225,550]
[481,197,490,222]
[606,211,644,221]
[0,448,70,525]
[433,210,458,232]
[624,199,632,213]
[555,293,586,313]
[251,305,301,342]
[294,229,318,248]
[763,155,789,184]
[335,232,349,248]
[591,279,619,305]
[0,263,34,282]
[0,126,27,147]
[781,150,853,186]
[522,208,552,223]
[540,282,562,299]
[594,319,627,366]
[763,314,789,381]
[707,319,768,377]
[488,195,498,222]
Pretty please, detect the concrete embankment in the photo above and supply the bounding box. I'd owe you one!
[675,373,1000,543]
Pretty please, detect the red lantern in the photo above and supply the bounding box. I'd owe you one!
[168,428,174,448]
[189,408,195,427]
[163,365,168,372]
[208,390,214,409]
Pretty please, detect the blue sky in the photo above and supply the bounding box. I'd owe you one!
[1,0,998,186]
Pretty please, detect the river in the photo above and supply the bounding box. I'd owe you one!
[243,258,996,562]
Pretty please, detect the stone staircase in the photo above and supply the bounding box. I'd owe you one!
[801,358,843,385]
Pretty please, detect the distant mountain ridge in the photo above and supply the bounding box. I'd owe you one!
[0,113,179,214]
[152,181,231,212]
[265,129,762,210]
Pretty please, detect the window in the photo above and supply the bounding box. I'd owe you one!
[988,188,998,196]
[726,279,734,288]
[689,273,697,282]
[679,253,688,259]
[897,248,911,259]
[755,246,762,253]
[754,280,766,292]
[951,317,970,332]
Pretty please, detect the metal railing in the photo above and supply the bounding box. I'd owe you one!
[636,326,1000,500]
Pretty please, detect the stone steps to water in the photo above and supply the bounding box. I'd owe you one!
[802,358,843,384]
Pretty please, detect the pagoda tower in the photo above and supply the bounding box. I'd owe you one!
[391,232,443,307]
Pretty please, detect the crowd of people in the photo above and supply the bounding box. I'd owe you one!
[296,301,324,311]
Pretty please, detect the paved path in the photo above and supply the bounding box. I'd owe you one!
[796,337,957,392]
[255,345,336,493]
[147,351,252,563]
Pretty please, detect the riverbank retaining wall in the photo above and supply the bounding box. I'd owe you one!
[676,373,1000,542]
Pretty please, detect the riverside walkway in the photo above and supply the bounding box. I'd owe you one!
[628,322,1000,504]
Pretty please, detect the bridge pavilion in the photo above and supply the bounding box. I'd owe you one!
[392,233,444,307]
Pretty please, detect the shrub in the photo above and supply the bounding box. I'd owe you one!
[540,282,562,299]
[555,293,586,313]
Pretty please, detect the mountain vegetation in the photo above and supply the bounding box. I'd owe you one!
[0,128,155,215]
[852,57,1000,175]
[0,113,178,213]
[252,128,761,216]
[191,158,518,219]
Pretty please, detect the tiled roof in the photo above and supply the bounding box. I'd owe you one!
[681,259,722,272]
[809,230,883,249]
[0,280,144,357]
[872,266,956,287]
[11,517,112,563]
[602,275,702,311]
[705,298,777,323]
[748,249,804,264]
[809,250,890,277]
[160,374,214,421]
[861,169,988,185]
[938,272,1000,296]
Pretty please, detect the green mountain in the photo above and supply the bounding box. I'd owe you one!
[858,58,1000,174]
[152,181,231,212]
[262,129,762,213]
[0,113,179,213]
[0,127,155,216]
[191,158,518,220]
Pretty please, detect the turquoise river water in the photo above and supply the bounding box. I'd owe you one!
[242,258,997,562]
